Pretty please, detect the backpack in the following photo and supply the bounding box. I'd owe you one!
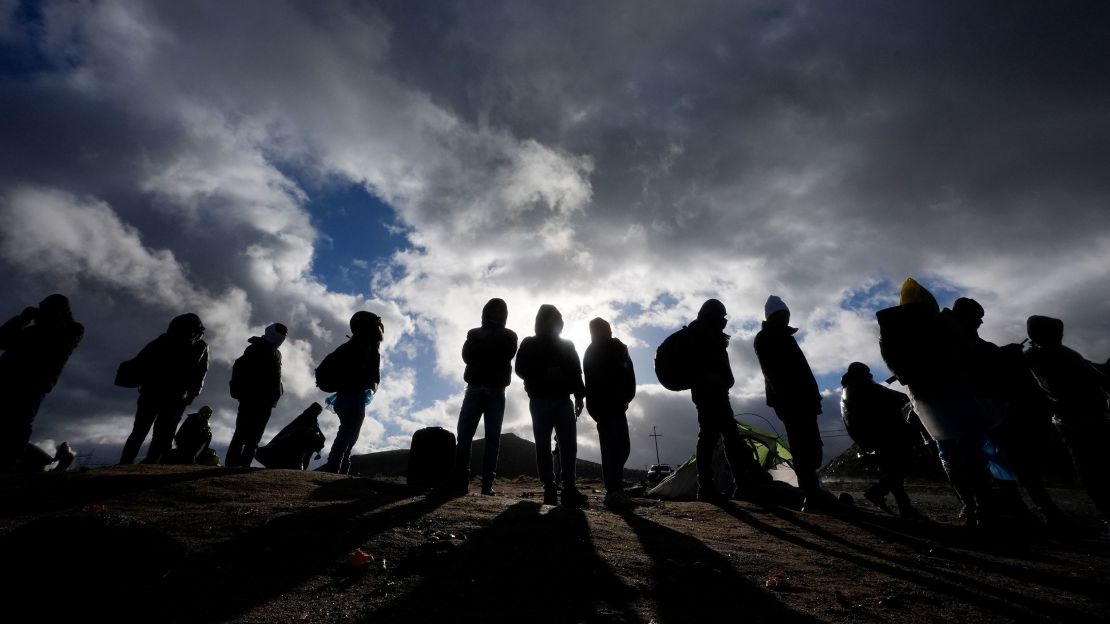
[315,350,341,393]
[229,353,248,400]
[114,357,144,388]
[655,326,694,391]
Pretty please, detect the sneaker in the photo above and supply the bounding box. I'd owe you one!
[864,488,892,513]
[561,487,589,508]
[604,491,634,510]
[480,486,498,496]
[801,490,849,515]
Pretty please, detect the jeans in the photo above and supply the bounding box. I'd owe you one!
[530,397,577,488]
[692,389,762,491]
[121,394,187,464]
[935,435,994,515]
[454,385,506,488]
[323,392,367,474]
[778,410,824,495]
[225,401,274,467]
[593,409,630,492]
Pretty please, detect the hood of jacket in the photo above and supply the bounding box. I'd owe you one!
[481,298,508,329]
[534,304,564,337]
[1027,315,1064,347]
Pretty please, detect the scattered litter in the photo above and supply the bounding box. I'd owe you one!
[345,548,375,570]
[81,503,107,513]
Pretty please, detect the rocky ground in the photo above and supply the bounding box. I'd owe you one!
[2,466,1108,623]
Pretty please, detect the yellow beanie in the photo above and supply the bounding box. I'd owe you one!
[899,278,939,312]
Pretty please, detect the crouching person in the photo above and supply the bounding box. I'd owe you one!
[840,363,923,519]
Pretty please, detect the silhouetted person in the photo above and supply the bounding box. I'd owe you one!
[256,402,326,470]
[225,323,287,467]
[952,298,1064,524]
[515,304,588,507]
[166,406,213,464]
[877,279,994,527]
[755,296,838,512]
[1024,315,1110,524]
[686,299,766,502]
[449,298,518,496]
[52,441,76,472]
[318,311,382,474]
[119,313,209,465]
[584,317,636,509]
[0,294,84,472]
[840,363,923,519]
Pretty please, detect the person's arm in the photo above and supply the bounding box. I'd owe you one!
[187,345,209,404]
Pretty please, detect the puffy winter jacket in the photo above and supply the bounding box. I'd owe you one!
[754,321,821,415]
[584,337,636,416]
[230,336,283,407]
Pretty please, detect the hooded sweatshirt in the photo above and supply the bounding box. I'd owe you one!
[583,318,636,416]
[1024,315,1108,423]
[230,336,284,407]
[462,298,519,388]
[134,313,209,400]
[514,305,585,400]
[754,319,822,415]
[0,294,84,394]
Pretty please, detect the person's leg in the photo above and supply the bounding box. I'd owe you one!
[604,413,631,492]
[1058,420,1110,519]
[553,398,578,490]
[239,404,273,467]
[453,387,484,486]
[225,402,253,467]
[480,389,506,492]
[120,394,158,464]
[717,407,767,489]
[781,412,823,497]
[0,389,44,472]
[596,416,616,492]
[530,398,557,502]
[693,393,725,495]
[145,400,186,464]
[324,393,366,474]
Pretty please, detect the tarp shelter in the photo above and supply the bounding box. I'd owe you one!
[648,419,797,499]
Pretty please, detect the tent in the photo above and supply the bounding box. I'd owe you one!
[648,419,797,499]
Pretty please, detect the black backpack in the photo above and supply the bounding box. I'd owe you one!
[655,326,694,391]
[314,350,341,393]
[407,427,456,490]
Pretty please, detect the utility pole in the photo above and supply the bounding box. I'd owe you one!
[649,426,663,466]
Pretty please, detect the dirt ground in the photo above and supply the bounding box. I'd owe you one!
[1,466,1108,623]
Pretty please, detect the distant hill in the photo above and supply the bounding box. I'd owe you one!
[350,432,647,481]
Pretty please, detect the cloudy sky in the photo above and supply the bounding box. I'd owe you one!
[2,1,1108,471]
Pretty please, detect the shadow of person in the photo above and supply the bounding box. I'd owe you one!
[366,501,643,623]
[616,509,819,624]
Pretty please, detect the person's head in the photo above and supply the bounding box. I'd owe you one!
[168,313,205,343]
[197,405,213,419]
[589,317,612,343]
[697,298,728,331]
[481,298,508,329]
[1027,315,1064,347]
[36,294,73,323]
[764,295,790,326]
[899,278,939,313]
[350,311,384,341]
[952,297,985,333]
[841,361,873,386]
[304,402,324,418]
[264,322,288,348]
[534,304,564,337]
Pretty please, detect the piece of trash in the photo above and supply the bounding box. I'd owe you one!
[765,572,795,591]
[81,504,107,514]
[345,548,375,569]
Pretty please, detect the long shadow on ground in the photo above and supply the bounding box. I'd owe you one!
[722,502,1106,621]
[155,478,436,623]
[364,501,643,624]
[618,509,819,624]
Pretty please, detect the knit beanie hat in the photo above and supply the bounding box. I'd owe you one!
[764,295,789,320]
[899,278,939,313]
[264,322,288,348]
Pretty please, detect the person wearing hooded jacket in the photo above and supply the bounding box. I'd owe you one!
[0,294,84,472]
[448,298,518,496]
[1024,315,1110,523]
[584,317,636,508]
[120,313,208,465]
[840,362,923,519]
[686,299,766,503]
[754,296,837,511]
[515,304,588,507]
[320,311,383,474]
[225,323,287,467]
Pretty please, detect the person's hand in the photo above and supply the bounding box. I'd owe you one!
[574,397,584,419]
